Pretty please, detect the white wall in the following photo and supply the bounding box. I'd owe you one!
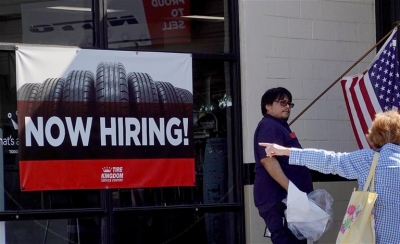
[239,0,375,243]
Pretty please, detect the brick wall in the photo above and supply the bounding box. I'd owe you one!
[240,0,375,243]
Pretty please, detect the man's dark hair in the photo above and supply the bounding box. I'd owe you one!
[261,87,292,115]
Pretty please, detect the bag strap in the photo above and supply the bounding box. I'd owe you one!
[363,152,380,192]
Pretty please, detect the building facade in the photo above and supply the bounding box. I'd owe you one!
[241,1,398,243]
[0,0,398,243]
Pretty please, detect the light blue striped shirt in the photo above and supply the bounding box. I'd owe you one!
[289,143,400,243]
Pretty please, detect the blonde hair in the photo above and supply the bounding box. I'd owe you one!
[366,111,400,149]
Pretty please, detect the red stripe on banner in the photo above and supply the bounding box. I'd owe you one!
[341,78,363,149]
[20,159,195,191]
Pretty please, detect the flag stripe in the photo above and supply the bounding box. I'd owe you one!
[341,78,363,149]
[353,78,371,148]
[348,75,370,148]
[363,74,383,115]
[358,75,375,121]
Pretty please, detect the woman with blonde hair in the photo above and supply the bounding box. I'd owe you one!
[259,111,400,243]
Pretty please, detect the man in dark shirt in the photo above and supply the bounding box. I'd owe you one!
[253,87,313,244]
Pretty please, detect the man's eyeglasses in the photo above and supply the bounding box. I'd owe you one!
[274,100,294,108]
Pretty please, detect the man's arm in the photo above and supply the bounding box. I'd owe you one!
[260,157,289,191]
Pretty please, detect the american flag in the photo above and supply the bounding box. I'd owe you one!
[341,28,399,149]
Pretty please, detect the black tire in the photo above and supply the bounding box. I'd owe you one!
[154,81,180,116]
[62,70,96,117]
[36,78,65,117]
[17,83,40,116]
[18,83,40,100]
[127,72,160,118]
[174,87,193,103]
[96,62,129,116]
[174,87,193,117]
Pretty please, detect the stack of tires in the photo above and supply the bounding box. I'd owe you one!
[17,62,193,119]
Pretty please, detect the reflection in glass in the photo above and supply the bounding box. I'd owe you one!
[107,0,227,53]
[0,0,93,47]
[21,0,93,47]
[6,218,100,244]
[114,211,237,244]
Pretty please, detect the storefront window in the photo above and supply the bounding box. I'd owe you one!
[0,0,94,47]
[0,52,19,211]
[111,59,235,208]
[0,0,241,243]
[6,218,101,243]
[114,211,238,243]
[107,0,228,53]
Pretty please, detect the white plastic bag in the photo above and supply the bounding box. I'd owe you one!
[283,182,334,241]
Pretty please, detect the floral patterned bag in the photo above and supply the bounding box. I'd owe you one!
[336,152,379,244]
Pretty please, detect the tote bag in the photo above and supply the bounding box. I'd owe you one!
[336,152,379,244]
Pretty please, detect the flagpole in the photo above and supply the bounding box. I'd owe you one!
[397,21,400,83]
[289,22,400,126]
[397,20,400,113]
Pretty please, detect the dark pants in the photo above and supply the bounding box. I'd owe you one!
[260,202,307,244]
